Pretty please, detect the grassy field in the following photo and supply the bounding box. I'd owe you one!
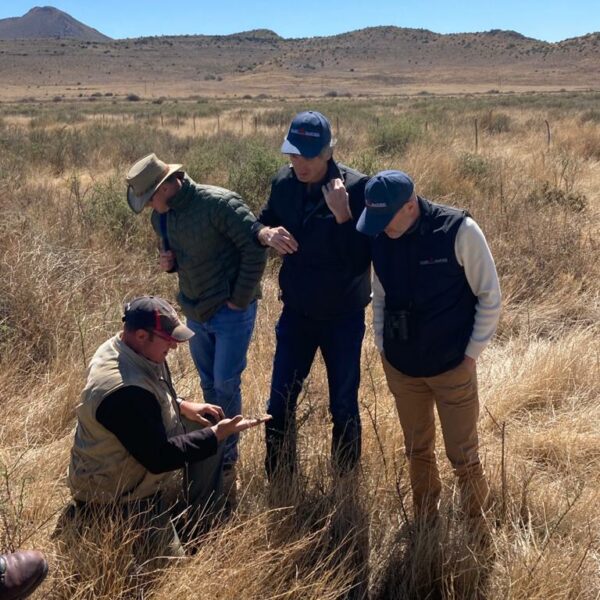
[0,92,598,599]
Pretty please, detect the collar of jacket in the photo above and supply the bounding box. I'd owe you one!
[326,158,344,182]
[166,174,194,211]
[409,196,433,236]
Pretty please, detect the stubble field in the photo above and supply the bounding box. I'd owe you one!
[0,91,599,599]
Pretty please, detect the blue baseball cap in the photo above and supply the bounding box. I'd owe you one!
[357,170,415,236]
[281,111,332,158]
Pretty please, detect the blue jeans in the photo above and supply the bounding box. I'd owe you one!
[265,306,365,477]
[187,301,257,466]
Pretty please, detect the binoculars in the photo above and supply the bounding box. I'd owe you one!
[384,309,410,342]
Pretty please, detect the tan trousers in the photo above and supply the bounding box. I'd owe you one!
[381,355,489,520]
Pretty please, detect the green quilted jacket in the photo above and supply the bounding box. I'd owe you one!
[151,175,266,322]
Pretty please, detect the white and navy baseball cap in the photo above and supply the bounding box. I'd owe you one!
[281,111,332,158]
[357,170,415,236]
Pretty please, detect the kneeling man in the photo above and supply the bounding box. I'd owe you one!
[67,296,268,559]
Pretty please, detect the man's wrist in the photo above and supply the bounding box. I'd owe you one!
[256,226,269,246]
[334,208,352,224]
[335,213,352,224]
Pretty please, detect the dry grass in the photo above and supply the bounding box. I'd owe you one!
[0,94,598,599]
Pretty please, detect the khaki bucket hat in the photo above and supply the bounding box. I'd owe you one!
[126,153,183,213]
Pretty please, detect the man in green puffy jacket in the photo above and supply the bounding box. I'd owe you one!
[126,154,267,500]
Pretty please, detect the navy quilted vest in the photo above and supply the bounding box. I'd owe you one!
[372,198,476,377]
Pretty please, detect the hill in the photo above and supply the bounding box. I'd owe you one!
[0,19,598,99]
[0,6,111,42]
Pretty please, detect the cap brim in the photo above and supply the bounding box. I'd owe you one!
[126,164,183,214]
[356,208,395,237]
[280,138,321,159]
[170,322,195,342]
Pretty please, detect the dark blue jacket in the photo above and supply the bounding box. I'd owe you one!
[373,198,476,377]
[255,159,371,320]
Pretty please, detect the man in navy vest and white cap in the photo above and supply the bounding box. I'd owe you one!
[357,170,501,525]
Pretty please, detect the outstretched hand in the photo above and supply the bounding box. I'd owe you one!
[212,415,272,442]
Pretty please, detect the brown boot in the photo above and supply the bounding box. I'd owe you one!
[0,551,48,600]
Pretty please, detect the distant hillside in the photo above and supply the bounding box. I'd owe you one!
[0,6,111,42]
[0,20,598,99]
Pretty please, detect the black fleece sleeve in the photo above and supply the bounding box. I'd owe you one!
[96,386,218,474]
[253,180,282,238]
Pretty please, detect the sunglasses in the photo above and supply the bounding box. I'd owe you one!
[148,310,180,343]
[148,329,179,344]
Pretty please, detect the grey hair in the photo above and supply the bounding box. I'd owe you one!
[318,138,336,160]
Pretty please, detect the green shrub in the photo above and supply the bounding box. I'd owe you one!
[580,109,600,123]
[457,152,490,181]
[370,117,422,155]
[351,149,382,178]
[185,142,223,186]
[526,181,587,212]
[479,111,511,133]
[227,138,283,213]
[83,176,145,241]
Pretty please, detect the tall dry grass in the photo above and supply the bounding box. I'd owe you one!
[0,93,598,599]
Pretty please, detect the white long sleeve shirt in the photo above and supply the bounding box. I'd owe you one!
[372,217,501,360]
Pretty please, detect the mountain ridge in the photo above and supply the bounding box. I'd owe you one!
[0,8,598,99]
[0,6,111,42]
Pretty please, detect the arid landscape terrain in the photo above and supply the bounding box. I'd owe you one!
[0,7,599,100]
[0,6,599,600]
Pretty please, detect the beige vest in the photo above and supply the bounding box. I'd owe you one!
[68,335,185,503]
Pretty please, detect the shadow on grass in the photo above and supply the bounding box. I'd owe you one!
[371,515,494,600]
[267,469,371,599]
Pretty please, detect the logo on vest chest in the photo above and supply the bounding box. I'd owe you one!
[419,257,449,266]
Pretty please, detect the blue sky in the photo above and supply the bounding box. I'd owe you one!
[1,1,598,42]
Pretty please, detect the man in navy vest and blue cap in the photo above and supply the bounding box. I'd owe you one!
[254,111,371,480]
[357,170,501,524]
